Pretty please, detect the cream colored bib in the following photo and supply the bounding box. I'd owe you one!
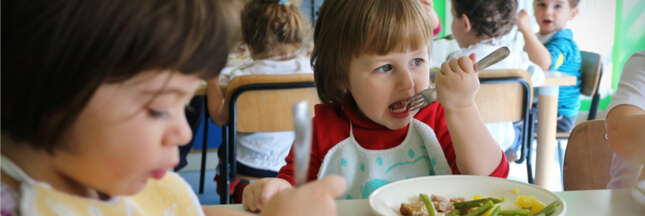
[318,119,452,199]
[0,155,204,216]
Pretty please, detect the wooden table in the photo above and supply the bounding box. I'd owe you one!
[536,71,577,190]
[217,189,644,215]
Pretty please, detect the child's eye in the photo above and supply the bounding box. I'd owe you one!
[375,64,393,72]
[411,58,424,66]
[148,109,170,118]
[554,4,562,9]
[537,2,546,7]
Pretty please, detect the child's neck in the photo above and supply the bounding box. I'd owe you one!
[461,35,496,48]
[539,29,560,35]
[250,44,300,60]
[1,138,103,199]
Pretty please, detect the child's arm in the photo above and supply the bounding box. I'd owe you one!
[518,9,551,71]
[606,105,645,165]
[435,54,503,175]
[239,175,346,214]
[206,76,227,126]
[242,177,293,212]
[203,175,345,216]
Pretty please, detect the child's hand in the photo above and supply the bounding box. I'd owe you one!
[242,177,292,212]
[517,9,532,34]
[259,175,347,216]
[436,53,479,110]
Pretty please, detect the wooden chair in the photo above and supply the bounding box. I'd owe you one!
[217,73,318,204]
[563,120,613,190]
[476,69,534,182]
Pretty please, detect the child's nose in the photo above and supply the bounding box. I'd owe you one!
[166,115,193,147]
[396,69,415,90]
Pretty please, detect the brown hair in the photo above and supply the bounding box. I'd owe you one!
[2,0,232,152]
[241,0,310,59]
[452,0,518,38]
[311,0,432,113]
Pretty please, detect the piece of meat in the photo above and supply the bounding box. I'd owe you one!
[400,201,428,216]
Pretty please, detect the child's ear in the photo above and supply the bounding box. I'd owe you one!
[569,7,579,20]
[461,14,472,33]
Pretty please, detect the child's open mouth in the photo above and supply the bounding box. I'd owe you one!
[389,99,410,114]
[542,19,553,25]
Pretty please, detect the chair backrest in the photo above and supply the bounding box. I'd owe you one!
[563,120,613,190]
[225,73,318,133]
[476,69,533,123]
[580,51,602,97]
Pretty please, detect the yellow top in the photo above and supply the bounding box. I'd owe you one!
[1,156,204,216]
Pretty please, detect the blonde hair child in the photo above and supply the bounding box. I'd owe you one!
[242,0,509,212]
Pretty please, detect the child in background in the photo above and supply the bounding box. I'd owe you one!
[420,0,442,37]
[207,0,312,203]
[518,0,582,132]
[1,0,345,215]
[448,0,545,158]
[242,0,509,212]
[605,50,645,189]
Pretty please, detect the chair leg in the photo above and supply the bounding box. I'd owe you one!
[219,125,231,204]
[526,111,536,184]
[199,96,209,194]
[587,93,600,120]
[557,140,564,190]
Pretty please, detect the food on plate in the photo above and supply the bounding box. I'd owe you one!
[400,192,561,216]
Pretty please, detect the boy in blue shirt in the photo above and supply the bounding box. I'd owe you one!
[518,0,582,132]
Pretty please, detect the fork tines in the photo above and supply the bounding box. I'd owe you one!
[408,94,430,111]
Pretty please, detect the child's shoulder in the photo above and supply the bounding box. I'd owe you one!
[548,29,578,45]
[312,104,351,144]
[313,104,348,125]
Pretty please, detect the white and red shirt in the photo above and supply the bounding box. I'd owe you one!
[277,99,510,199]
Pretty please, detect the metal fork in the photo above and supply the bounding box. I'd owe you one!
[292,100,312,187]
[407,46,511,111]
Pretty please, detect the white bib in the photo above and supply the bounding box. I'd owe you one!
[317,119,451,199]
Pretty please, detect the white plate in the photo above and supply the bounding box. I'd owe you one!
[368,175,565,216]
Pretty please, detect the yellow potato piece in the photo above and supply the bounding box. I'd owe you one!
[515,195,536,209]
[530,199,546,214]
[473,195,485,200]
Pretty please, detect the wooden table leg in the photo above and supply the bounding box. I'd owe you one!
[536,86,561,191]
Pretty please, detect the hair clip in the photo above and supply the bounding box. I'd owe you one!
[279,0,291,6]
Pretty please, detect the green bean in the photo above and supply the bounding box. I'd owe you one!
[419,194,436,216]
[446,209,461,216]
[464,200,494,216]
[489,205,501,216]
[498,209,531,215]
[532,199,561,216]
[453,197,505,209]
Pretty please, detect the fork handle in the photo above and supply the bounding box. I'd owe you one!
[474,46,510,71]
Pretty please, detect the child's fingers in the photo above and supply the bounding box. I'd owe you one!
[469,53,477,67]
[448,57,466,74]
[242,184,259,211]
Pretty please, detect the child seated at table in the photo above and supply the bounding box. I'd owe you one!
[447,0,545,159]
[606,50,645,189]
[207,0,313,203]
[241,0,509,212]
[517,0,582,132]
[1,0,345,215]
